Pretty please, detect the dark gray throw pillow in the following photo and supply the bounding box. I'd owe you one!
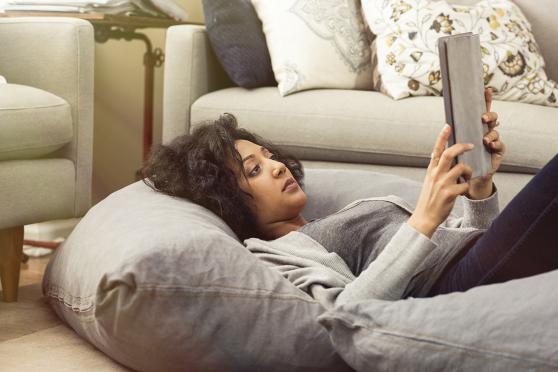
[202,0,277,88]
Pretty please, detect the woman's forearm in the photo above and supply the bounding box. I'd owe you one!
[335,223,438,304]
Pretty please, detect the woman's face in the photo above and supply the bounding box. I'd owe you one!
[234,139,307,229]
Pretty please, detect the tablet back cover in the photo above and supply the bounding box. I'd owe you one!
[438,33,491,181]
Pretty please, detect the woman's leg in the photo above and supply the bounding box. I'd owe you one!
[428,154,558,296]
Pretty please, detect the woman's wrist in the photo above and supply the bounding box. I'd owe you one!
[407,215,436,239]
[466,177,494,200]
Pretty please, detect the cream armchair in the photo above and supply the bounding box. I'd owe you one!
[0,17,94,302]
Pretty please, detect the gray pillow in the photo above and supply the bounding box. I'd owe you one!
[318,269,558,371]
[43,180,350,372]
[42,167,427,371]
[301,166,466,221]
[302,168,423,220]
[202,0,276,88]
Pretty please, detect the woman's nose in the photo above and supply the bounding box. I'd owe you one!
[272,162,286,177]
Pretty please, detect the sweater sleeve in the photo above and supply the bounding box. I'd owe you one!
[335,222,437,304]
[442,182,500,229]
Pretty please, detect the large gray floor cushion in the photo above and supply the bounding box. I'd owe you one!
[42,182,346,371]
[41,167,430,371]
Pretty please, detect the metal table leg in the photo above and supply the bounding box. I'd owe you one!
[94,24,165,166]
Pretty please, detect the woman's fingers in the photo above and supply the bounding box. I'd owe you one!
[485,88,493,112]
[483,129,499,145]
[488,119,500,129]
[482,111,498,124]
[429,124,451,168]
[437,142,475,172]
[445,181,471,198]
[488,140,506,154]
[443,162,473,184]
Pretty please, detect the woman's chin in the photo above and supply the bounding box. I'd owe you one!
[288,192,307,210]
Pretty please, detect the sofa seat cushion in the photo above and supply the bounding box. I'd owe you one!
[0,84,73,161]
[191,87,558,173]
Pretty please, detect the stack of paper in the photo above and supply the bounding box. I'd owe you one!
[0,0,188,21]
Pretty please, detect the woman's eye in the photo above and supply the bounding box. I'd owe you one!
[249,165,260,177]
[247,154,276,177]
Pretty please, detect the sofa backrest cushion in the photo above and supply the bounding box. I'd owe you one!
[363,0,557,107]
[250,0,374,96]
[449,0,558,82]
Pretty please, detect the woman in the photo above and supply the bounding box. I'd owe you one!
[142,90,557,303]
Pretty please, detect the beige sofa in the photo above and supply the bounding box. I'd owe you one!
[163,0,558,210]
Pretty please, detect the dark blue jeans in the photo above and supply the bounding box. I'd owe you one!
[427,153,558,296]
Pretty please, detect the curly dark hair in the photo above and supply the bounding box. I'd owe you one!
[141,113,304,241]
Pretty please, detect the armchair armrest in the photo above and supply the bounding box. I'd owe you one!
[163,25,232,143]
[0,17,94,216]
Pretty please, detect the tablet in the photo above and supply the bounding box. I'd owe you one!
[438,32,492,183]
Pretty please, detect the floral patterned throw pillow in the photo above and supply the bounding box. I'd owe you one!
[361,0,558,107]
[251,0,374,96]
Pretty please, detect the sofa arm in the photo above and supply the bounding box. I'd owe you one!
[163,25,232,143]
[0,17,94,216]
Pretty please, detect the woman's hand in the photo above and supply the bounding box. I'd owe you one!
[408,124,474,239]
[467,88,506,199]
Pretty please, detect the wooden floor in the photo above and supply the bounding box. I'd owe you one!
[0,252,53,291]
[0,250,131,371]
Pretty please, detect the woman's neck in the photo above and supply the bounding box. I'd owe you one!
[263,214,308,240]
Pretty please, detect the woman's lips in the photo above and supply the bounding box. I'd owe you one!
[284,182,298,192]
[282,178,298,192]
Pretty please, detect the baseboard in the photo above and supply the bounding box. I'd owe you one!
[24,218,81,241]
[24,218,81,257]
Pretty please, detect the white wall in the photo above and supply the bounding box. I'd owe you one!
[92,0,204,204]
